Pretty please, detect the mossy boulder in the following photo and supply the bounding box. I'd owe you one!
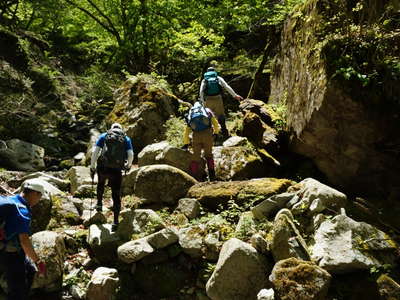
[377,274,400,300]
[107,74,181,153]
[270,0,400,198]
[213,146,265,180]
[269,257,331,300]
[187,178,293,210]
[134,164,197,205]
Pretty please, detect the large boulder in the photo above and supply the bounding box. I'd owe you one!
[206,238,271,300]
[269,258,331,300]
[287,178,347,216]
[107,74,180,153]
[87,224,121,265]
[134,164,197,205]
[269,0,400,198]
[311,214,398,273]
[31,231,66,292]
[0,139,45,171]
[138,141,195,173]
[19,172,69,192]
[86,267,119,300]
[213,146,265,181]
[187,178,293,210]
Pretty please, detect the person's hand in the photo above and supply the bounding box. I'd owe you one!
[36,260,46,276]
[124,163,131,171]
[181,144,189,150]
[90,167,96,179]
[235,95,243,101]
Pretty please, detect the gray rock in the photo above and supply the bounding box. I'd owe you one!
[257,289,275,300]
[204,232,221,261]
[87,224,121,264]
[117,209,165,241]
[252,192,295,219]
[206,238,270,300]
[20,172,69,191]
[31,231,66,292]
[66,166,94,195]
[121,168,140,196]
[138,141,196,174]
[288,178,347,216]
[311,215,398,273]
[117,238,154,263]
[178,226,205,258]
[86,267,119,300]
[270,209,310,262]
[269,0,400,197]
[175,198,201,219]
[222,136,249,147]
[146,227,179,249]
[0,139,45,171]
[250,233,270,254]
[82,210,107,228]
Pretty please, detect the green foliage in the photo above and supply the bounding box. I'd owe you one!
[370,264,393,279]
[3,0,307,83]
[226,111,244,136]
[198,262,216,283]
[217,199,243,224]
[63,267,91,289]
[266,103,287,131]
[164,117,187,147]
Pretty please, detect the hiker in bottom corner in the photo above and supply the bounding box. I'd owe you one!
[0,179,47,300]
[182,101,221,181]
[90,122,133,231]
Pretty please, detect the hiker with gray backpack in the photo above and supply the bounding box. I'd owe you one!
[182,101,221,181]
[199,66,243,140]
[90,123,133,231]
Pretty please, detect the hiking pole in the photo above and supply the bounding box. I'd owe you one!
[88,171,95,238]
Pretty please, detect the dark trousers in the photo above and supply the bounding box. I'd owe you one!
[0,251,36,300]
[96,166,122,224]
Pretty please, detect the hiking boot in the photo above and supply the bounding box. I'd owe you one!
[111,223,119,232]
[95,205,103,212]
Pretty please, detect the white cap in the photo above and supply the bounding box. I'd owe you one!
[23,179,45,194]
[111,123,122,130]
[193,101,203,108]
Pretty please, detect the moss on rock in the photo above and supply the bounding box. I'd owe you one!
[187,178,294,210]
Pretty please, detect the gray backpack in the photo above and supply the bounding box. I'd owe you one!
[98,128,126,169]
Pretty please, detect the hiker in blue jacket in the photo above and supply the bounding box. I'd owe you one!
[199,66,243,139]
[0,179,47,300]
[90,123,133,231]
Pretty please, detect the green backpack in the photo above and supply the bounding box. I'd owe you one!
[204,70,222,96]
